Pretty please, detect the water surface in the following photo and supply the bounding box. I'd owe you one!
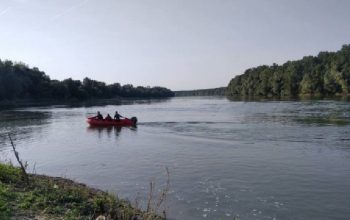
[1,97,350,220]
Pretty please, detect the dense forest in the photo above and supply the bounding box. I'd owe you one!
[0,60,174,101]
[175,87,226,96]
[227,44,350,97]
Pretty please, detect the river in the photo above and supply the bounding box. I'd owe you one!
[1,97,350,220]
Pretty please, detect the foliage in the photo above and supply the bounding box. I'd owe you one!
[175,87,227,96]
[0,163,21,184]
[0,183,14,219]
[227,44,350,97]
[0,61,174,101]
[0,163,163,220]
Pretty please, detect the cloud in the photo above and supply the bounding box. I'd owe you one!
[51,0,89,21]
[0,7,11,17]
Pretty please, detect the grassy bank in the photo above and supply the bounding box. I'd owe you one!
[0,163,162,220]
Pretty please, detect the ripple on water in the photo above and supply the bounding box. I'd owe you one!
[1,98,350,220]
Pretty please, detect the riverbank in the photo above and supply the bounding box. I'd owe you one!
[0,163,162,220]
[0,97,172,109]
[174,87,227,96]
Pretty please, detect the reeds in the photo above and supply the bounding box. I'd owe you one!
[8,133,29,184]
[3,134,170,220]
[133,167,170,220]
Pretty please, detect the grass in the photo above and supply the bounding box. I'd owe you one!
[0,162,163,220]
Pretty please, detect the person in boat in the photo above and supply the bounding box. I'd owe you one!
[114,111,122,121]
[105,114,112,121]
[95,111,103,120]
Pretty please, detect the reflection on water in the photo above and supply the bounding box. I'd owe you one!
[0,97,350,220]
[227,95,350,102]
[0,97,172,109]
[87,125,122,134]
[0,110,52,148]
[86,126,137,139]
[294,117,350,126]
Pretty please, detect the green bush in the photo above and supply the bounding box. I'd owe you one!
[0,163,21,184]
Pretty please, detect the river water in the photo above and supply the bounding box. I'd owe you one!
[0,97,350,220]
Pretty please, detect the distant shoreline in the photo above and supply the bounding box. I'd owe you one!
[1,94,349,110]
[174,87,350,101]
[174,87,227,96]
[0,97,173,109]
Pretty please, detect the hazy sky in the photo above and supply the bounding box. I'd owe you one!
[0,0,350,90]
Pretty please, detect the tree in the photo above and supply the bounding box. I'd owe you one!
[227,44,350,97]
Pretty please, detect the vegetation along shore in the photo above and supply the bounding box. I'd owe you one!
[0,136,167,220]
[1,44,349,101]
[0,162,164,220]
[0,60,174,103]
[176,44,350,98]
[226,44,350,98]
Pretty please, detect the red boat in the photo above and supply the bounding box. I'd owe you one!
[87,117,137,127]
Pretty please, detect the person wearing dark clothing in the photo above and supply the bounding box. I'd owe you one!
[105,114,112,120]
[114,111,122,121]
[96,111,103,120]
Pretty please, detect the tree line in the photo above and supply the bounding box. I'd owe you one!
[0,60,174,101]
[174,87,226,96]
[227,44,350,97]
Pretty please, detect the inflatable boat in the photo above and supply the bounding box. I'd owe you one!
[87,117,137,127]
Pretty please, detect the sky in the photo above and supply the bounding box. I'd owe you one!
[0,0,350,90]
